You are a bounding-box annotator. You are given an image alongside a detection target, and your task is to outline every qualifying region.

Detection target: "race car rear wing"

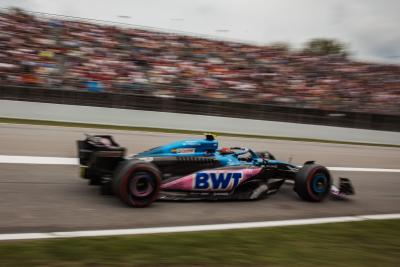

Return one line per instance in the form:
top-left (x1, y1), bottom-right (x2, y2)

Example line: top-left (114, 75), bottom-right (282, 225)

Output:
top-left (77, 134), bottom-right (125, 165)
top-left (77, 134), bottom-right (126, 178)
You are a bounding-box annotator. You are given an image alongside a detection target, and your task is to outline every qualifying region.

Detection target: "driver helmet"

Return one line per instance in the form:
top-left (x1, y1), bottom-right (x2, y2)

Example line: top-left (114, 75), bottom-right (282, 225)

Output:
top-left (219, 147), bottom-right (233, 154)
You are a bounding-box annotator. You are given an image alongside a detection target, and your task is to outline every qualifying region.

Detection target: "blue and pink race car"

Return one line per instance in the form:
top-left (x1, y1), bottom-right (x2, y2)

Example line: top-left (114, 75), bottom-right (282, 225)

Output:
top-left (77, 134), bottom-right (354, 207)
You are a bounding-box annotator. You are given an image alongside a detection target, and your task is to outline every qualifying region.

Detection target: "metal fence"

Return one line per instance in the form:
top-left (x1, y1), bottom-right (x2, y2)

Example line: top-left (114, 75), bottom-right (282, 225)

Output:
top-left (1, 85), bottom-right (399, 131)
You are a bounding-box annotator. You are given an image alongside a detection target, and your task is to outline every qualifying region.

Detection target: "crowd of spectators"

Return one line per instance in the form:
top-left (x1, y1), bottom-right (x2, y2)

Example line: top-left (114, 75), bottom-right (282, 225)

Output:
top-left (1, 9), bottom-right (399, 115)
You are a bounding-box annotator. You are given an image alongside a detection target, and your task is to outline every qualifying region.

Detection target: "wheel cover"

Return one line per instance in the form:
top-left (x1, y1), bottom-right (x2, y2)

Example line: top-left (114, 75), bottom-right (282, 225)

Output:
top-left (129, 173), bottom-right (154, 197)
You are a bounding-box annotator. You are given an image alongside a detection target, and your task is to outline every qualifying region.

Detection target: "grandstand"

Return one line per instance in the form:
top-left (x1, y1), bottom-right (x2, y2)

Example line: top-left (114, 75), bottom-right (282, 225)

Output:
top-left (0, 8), bottom-right (399, 115)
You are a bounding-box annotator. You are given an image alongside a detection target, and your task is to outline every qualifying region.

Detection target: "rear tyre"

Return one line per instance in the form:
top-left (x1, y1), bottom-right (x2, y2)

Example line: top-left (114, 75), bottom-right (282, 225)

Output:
top-left (113, 160), bottom-right (161, 207)
top-left (294, 164), bottom-right (331, 202)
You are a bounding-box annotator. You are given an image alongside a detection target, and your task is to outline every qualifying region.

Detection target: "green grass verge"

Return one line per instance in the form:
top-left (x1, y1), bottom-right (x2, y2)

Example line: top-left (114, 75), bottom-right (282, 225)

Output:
top-left (1, 117), bottom-right (399, 148)
top-left (0, 219), bottom-right (399, 267)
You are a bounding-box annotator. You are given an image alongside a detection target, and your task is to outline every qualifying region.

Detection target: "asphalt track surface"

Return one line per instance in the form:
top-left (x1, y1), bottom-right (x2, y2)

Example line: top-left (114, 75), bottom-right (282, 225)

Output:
top-left (0, 123), bottom-right (399, 234)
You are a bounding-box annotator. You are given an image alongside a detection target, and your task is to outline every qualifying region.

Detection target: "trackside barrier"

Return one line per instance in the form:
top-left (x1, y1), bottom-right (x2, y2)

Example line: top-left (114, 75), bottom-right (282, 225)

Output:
top-left (1, 85), bottom-right (400, 131)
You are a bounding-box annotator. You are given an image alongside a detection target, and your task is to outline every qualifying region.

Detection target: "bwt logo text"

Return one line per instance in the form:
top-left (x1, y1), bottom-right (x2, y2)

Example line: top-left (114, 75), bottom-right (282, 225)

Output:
top-left (194, 172), bottom-right (242, 190)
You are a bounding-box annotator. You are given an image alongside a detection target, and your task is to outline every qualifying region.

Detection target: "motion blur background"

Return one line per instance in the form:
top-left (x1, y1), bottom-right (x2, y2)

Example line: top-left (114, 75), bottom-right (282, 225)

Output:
top-left (0, 0), bottom-right (399, 123)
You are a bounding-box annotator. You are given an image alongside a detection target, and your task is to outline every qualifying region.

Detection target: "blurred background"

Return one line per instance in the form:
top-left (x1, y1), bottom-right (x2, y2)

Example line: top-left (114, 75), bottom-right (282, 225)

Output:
top-left (0, 0), bottom-right (399, 119)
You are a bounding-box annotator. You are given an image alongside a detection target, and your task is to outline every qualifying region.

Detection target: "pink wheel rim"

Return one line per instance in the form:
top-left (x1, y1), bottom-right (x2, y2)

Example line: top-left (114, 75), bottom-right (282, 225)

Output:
top-left (129, 174), bottom-right (154, 197)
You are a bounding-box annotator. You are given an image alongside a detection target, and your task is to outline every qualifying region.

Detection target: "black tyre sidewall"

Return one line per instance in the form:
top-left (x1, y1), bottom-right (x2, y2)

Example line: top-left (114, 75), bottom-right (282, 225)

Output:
top-left (113, 160), bottom-right (161, 207)
top-left (295, 164), bottom-right (331, 202)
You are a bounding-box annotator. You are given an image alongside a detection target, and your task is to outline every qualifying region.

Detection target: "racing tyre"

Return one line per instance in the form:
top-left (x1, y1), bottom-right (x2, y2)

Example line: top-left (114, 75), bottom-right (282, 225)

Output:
top-left (294, 163), bottom-right (331, 202)
top-left (255, 151), bottom-right (276, 160)
top-left (113, 160), bottom-right (161, 207)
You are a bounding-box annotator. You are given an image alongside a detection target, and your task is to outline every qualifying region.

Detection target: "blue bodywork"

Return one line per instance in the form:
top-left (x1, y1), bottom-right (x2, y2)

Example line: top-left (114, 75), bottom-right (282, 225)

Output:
top-left (138, 138), bottom-right (218, 157)
top-left (135, 136), bottom-right (285, 167)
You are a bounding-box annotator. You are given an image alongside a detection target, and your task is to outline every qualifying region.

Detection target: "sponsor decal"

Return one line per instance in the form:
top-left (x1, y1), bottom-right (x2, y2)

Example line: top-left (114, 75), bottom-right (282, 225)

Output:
top-left (176, 148), bottom-right (195, 154)
top-left (182, 141), bottom-right (200, 146)
top-left (194, 172), bottom-right (242, 190)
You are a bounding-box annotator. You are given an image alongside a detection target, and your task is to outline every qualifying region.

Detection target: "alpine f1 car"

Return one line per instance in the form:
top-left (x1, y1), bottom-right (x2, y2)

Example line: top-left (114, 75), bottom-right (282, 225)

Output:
top-left (77, 134), bottom-right (354, 207)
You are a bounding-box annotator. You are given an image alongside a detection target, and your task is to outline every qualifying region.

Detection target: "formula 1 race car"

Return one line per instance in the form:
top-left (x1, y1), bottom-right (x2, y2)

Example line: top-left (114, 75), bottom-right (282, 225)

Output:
top-left (77, 134), bottom-right (354, 207)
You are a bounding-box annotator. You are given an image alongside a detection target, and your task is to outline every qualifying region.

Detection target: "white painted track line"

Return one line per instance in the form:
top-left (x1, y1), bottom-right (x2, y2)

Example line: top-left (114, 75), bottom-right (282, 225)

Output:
top-left (0, 213), bottom-right (399, 241)
top-left (327, 167), bottom-right (400, 172)
top-left (359, 214), bottom-right (400, 220)
top-left (1, 155), bottom-right (399, 172)
top-left (0, 155), bottom-right (78, 165)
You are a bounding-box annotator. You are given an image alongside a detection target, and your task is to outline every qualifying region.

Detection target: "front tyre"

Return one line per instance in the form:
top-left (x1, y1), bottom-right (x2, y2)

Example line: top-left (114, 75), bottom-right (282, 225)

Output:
top-left (294, 164), bottom-right (331, 202)
top-left (113, 160), bottom-right (161, 207)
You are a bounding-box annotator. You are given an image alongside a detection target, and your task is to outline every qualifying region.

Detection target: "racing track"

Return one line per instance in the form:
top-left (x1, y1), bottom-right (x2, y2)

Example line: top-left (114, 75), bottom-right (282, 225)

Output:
top-left (0, 123), bottom-right (399, 234)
